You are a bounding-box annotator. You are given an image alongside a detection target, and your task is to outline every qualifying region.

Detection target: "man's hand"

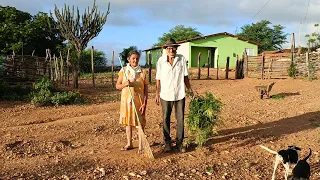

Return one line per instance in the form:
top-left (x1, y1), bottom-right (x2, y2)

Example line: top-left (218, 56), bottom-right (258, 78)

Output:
top-left (139, 103), bottom-right (146, 115)
top-left (155, 94), bottom-right (160, 105)
top-left (187, 88), bottom-right (194, 97)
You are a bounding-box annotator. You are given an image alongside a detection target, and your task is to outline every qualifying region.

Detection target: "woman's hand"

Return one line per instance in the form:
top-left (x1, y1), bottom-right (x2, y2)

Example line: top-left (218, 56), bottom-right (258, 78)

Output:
top-left (139, 103), bottom-right (146, 115)
top-left (155, 94), bottom-right (160, 105)
top-left (122, 80), bottom-right (133, 88)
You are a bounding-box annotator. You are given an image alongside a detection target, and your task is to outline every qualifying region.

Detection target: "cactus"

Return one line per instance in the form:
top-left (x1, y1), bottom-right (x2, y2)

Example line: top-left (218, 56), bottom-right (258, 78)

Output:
top-left (51, 0), bottom-right (110, 88)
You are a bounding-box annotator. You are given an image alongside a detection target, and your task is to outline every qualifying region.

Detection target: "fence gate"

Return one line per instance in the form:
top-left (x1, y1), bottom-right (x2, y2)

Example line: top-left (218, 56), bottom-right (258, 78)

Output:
top-left (246, 53), bottom-right (291, 79)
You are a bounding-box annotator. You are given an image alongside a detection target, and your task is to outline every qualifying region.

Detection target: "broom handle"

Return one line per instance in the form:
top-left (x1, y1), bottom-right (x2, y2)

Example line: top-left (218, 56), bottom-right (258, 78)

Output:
top-left (118, 56), bottom-right (142, 125)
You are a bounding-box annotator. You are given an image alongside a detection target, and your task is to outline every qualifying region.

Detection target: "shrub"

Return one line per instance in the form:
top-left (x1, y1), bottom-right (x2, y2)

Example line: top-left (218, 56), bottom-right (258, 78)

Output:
top-left (51, 91), bottom-right (83, 106)
top-left (30, 77), bottom-right (84, 106)
top-left (288, 61), bottom-right (297, 78)
top-left (30, 89), bottom-right (52, 106)
top-left (186, 92), bottom-right (223, 148)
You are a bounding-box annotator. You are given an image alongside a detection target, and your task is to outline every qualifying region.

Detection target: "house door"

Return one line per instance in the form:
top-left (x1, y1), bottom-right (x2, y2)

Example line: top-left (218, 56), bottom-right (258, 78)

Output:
top-left (210, 47), bottom-right (216, 68)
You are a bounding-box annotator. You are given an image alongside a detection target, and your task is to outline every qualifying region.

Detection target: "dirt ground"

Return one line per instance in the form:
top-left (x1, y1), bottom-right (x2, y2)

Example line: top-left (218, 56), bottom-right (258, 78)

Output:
top-left (1, 71), bottom-right (320, 179)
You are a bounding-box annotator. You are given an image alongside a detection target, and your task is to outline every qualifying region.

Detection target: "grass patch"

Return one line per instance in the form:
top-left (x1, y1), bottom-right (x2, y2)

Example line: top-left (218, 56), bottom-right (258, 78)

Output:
top-left (312, 122), bottom-right (320, 127)
top-left (270, 94), bottom-right (285, 99)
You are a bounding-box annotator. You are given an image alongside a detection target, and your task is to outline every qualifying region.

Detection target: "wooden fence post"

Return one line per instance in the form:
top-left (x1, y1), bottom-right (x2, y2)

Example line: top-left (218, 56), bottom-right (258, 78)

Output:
top-left (225, 57), bottom-right (230, 79)
top-left (198, 52), bottom-right (201, 79)
top-left (306, 52), bottom-right (309, 78)
top-left (60, 51), bottom-right (64, 84)
top-left (67, 48), bottom-right (70, 86)
top-left (235, 55), bottom-right (239, 79)
top-left (207, 49), bottom-right (210, 79)
top-left (91, 46), bottom-right (95, 88)
top-left (243, 52), bottom-right (248, 78)
top-left (216, 55), bottom-right (219, 80)
top-left (148, 53), bottom-right (152, 84)
top-left (261, 53), bottom-right (265, 79)
top-left (111, 51), bottom-right (115, 88)
top-left (49, 50), bottom-right (53, 81)
top-left (241, 59), bottom-right (244, 79)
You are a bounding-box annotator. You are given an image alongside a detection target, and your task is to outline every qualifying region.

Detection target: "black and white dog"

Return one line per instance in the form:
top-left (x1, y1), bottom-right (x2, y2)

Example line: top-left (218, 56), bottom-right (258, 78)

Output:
top-left (260, 145), bottom-right (301, 180)
top-left (290, 148), bottom-right (312, 180)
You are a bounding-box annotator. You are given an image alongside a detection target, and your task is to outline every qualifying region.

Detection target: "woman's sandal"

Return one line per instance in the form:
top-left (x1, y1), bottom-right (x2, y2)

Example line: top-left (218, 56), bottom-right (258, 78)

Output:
top-left (137, 149), bottom-right (144, 154)
top-left (121, 146), bottom-right (134, 151)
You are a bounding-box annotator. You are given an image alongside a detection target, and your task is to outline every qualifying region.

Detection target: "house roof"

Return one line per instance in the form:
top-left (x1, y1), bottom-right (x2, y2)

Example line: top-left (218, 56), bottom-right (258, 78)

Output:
top-left (142, 32), bottom-right (260, 52)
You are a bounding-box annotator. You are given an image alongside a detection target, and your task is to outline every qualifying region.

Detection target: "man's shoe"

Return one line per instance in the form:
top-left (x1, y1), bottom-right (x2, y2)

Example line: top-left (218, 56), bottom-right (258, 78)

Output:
top-left (176, 145), bottom-right (186, 153)
top-left (164, 144), bottom-right (172, 152)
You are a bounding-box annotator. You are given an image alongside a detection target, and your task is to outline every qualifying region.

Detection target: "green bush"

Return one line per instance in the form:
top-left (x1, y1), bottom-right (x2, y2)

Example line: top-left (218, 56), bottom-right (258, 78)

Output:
top-left (30, 89), bottom-right (52, 106)
top-left (30, 77), bottom-right (84, 106)
top-left (33, 76), bottom-right (55, 92)
top-left (186, 93), bottom-right (223, 148)
top-left (51, 91), bottom-right (83, 106)
top-left (288, 61), bottom-right (297, 78)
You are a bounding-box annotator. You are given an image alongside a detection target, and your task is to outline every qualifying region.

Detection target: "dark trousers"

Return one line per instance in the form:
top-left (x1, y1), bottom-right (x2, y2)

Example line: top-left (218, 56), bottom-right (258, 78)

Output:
top-left (160, 98), bottom-right (185, 146)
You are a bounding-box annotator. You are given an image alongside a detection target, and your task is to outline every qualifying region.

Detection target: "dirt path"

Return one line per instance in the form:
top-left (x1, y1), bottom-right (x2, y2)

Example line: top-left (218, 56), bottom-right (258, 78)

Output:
top-left (1, 78), bottom-right (320, 179)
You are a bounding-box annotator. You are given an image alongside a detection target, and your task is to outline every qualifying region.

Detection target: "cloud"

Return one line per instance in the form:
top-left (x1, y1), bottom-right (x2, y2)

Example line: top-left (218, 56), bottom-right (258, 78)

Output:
top-left (1, 0), bottom-right (319, 48)
top-left (3, 0), bottom-right (319, 30)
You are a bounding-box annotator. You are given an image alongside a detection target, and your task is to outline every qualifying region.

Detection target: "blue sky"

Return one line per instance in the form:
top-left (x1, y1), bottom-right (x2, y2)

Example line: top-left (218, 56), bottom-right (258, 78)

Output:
top-left (1, 0), bottom-right (319, 66)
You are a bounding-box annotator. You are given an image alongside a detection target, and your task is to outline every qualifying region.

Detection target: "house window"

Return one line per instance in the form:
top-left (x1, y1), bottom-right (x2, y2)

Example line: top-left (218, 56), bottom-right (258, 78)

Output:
top-left (245, 48), bottom-right (254, 56)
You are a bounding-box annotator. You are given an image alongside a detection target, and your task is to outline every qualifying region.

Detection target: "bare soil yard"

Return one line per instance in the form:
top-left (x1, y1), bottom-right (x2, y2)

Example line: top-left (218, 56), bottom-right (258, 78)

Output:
top-left (1, 71), bottom-right (320, 179)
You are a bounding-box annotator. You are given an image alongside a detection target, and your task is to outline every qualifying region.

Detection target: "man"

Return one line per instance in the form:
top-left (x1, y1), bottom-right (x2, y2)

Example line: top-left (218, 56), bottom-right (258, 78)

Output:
top-left (155, 38), bottom-right (193, 153)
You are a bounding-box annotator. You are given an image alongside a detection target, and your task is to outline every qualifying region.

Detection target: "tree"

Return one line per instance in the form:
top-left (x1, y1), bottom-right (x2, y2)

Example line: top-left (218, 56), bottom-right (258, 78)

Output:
top-left (0, 6), bottom-right (64, 56)
top-left (78, 48), bottom-right (107, 73)
top-left (236, 20), bottom-right (288, 53)
top-left (153, 25), bottom-right (202, 47)
top-left (119, 46), bottom-right (139, 64)
top-left (305, 23), bottom-right (320, 48)
top-left (52, 0), bottom-right (110, 88)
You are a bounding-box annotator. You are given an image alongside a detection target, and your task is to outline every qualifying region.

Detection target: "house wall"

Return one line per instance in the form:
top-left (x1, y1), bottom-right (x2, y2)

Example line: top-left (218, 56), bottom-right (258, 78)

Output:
top-left (189, 35), bottom-right (258, 68)
top-left (145, 49), bottom-right (163, 68)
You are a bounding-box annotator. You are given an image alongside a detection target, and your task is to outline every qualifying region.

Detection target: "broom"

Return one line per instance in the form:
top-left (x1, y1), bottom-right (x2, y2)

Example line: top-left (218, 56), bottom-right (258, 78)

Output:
top-left (118, 56), bottom-right (154, 159)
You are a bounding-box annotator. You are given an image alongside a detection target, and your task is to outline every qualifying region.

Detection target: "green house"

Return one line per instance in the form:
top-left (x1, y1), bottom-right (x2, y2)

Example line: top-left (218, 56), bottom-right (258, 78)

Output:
top-left (142, 32), bottom-right (259, 69)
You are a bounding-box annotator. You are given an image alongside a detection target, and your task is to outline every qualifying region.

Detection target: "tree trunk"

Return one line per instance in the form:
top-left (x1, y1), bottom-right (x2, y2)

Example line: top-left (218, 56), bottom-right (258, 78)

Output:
top-left (73, 52), bottom-right (81, 89)
top-left (73, 65), bottom-right (79, 88)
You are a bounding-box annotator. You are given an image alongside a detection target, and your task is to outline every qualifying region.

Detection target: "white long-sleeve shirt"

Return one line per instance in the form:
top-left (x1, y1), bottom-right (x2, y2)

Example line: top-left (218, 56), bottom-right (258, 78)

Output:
top-left (155, 54), bottom-right (189, 101)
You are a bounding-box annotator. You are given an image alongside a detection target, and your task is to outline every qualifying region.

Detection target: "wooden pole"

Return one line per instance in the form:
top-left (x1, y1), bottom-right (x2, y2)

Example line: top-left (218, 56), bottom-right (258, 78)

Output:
top-left (111, 51), bottom-right (115, 88)
top-left (243, 52), bottom-right (248, 78)
top-left (60, 51), bottom-right (64, 83)
top-left (235, 55), bottom-right (239, 79)
top-left (46, 49), bottom-right (50, 79)
top-left (306, 52), bottom-right (309, 78)
top-left (261, 53), bottom-right (265, 80)
top-left (207, 49), bottom-right (210, 79)
top-left (216, 55), bottom-right (219, 80)
top-left (67, 48), bottom-right (70, 86)
top-left (197, 52), bottom-right (201, 79)
top-left (148, 53), bottom-right (152, 84)
top-left (291, 33), bottom-right (295, 63)
top-left (225, 56), bottom-right (230, 79)
top-left (53, 54), bottom-right (57, 81)
top-left (49, 49), bottom-right (53, 81)
top-left (56, 56), bottom-right (60, 82)
top-left (91, 46), bottom-right (95, 88)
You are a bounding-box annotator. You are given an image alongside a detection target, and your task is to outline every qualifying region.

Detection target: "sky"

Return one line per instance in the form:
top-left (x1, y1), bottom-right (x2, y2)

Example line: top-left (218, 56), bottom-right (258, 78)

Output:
top-left (1, 0), bottom-right (319, 66)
